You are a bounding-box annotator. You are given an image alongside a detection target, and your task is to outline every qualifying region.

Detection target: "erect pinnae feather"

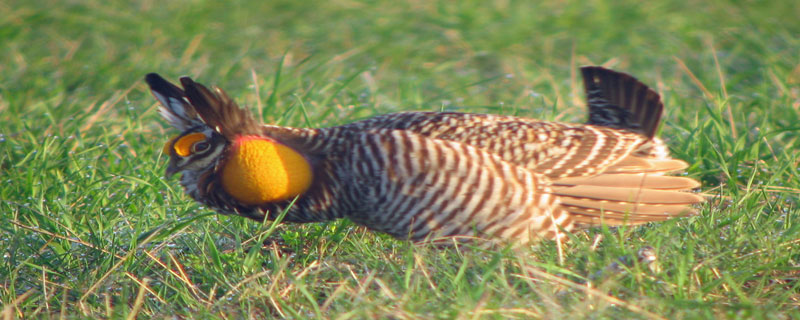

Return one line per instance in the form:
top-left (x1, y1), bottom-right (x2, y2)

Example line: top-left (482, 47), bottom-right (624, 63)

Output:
top-left (179, 77), bottom-right (262, 138)
top-left (145, 73), bottom-right (201, 131)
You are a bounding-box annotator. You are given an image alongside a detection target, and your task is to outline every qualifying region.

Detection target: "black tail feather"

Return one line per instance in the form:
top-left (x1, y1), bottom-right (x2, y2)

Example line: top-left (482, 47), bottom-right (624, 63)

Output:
top-left (580, 66), bottom-right (664, 139)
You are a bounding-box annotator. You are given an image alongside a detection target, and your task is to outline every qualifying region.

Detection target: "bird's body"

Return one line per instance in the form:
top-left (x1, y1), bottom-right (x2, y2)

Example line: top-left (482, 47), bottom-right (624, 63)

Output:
top-left (146, 67), bottom-right (703, 244)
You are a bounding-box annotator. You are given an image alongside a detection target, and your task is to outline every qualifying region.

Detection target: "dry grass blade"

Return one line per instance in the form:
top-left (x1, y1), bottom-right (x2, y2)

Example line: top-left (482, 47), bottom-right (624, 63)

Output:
top-left (514, 265), bottom-right (667, 320)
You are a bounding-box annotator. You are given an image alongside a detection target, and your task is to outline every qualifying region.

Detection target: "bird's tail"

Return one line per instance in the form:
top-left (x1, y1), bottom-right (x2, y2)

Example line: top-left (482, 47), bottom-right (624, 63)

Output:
top-left (581, 66), bottom-right (664, 139)
top-left (551, 156), bottom-right (704, 227)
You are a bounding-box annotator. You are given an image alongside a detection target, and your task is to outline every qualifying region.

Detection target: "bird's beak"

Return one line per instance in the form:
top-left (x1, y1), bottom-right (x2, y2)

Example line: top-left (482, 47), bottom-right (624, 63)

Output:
top-left (163, 136), bottom-right (179, 179)
top-left (165, 161), bottom-right (179, 178)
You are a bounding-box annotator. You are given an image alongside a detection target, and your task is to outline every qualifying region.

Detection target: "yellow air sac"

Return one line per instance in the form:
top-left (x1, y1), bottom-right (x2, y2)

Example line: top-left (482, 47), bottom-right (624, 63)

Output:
top-left (221, 136), bottom-right (312, 205)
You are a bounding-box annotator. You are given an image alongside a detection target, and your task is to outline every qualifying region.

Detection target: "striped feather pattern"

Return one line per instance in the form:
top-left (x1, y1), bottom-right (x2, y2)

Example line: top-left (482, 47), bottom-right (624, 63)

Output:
top-left (345, 129), bottom-right (572, 242)
top-left (318, 112), bottom-right (651, 179)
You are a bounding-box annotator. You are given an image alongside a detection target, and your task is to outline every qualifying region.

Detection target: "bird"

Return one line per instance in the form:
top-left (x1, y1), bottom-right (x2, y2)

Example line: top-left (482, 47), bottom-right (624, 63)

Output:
top-left (145, 66), bottom-right (704, 245)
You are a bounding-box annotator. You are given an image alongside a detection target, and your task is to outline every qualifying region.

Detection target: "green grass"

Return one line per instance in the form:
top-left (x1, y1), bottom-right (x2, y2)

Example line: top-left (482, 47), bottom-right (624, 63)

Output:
top-left (2, 0), bottom-right (799, 318)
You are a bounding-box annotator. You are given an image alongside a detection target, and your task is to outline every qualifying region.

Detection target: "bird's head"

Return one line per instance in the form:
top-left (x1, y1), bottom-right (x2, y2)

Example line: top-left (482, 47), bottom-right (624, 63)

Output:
top-left (145, 73), bottom-right (312, 205)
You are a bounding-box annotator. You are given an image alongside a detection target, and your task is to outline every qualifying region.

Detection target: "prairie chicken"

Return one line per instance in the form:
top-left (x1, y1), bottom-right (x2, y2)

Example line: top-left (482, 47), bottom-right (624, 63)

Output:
top-left (146, 66), bottom-right (703, 244)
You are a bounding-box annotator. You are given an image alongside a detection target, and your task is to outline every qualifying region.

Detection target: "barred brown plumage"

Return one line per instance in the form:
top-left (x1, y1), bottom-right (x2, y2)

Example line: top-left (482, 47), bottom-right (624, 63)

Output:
top-left (342, 129), bottom-right (572, 241)
top-left (145, 66), bottom-right (704, 245)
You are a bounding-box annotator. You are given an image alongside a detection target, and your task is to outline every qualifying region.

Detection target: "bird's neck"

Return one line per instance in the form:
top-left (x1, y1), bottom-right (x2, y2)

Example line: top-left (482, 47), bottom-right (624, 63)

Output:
top-left (220, 135), bottom-right (314, 205)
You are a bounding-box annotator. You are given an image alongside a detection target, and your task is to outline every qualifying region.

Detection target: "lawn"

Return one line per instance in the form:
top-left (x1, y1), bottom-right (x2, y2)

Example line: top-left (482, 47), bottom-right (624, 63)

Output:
top-left (1, 0), bottom-right (799, 318)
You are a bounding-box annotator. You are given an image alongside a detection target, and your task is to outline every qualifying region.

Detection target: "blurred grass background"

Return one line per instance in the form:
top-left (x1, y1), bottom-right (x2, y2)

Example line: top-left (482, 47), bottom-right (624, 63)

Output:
top-left (1, 0), bottom-right (799, 318)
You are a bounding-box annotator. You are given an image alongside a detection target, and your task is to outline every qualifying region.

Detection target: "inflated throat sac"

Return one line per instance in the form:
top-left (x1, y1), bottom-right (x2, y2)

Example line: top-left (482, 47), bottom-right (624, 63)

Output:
top-left (221, 136), bottom-right (313, 205)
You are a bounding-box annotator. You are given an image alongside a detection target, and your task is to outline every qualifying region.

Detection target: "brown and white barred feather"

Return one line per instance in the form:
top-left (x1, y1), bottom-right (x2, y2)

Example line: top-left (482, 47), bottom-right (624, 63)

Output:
top-left (319, 112), bottom-right (655, 179)
top-left (321, 114), bottom-right (703, 232)
top-left (345, 129), bottom-right (573, 243)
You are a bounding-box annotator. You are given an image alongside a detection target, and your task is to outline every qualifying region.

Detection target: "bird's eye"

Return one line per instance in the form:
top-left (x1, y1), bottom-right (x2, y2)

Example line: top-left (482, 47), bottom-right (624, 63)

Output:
top-left (173, 132), bottom-right (208, 157)
top-left (192, 141), bottom-right (210, 153)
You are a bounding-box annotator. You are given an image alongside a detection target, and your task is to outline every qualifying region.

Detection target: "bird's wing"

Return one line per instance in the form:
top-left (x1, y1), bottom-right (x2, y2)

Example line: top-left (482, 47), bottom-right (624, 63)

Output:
top-left (332, 112), bottom-right (652, 179)
top-left (341, 129), bottom-right (702, 243)
top-left (343, 129), bottom-right (573, 244)
top-left (327, 66), bottom-right (668, 178)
